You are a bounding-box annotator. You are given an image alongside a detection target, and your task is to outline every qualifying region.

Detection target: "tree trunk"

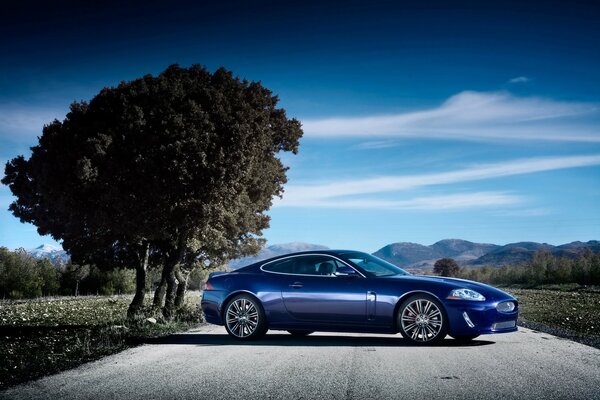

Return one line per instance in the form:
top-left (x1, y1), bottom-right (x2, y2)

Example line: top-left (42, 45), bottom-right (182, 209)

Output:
top-left (162, 239), bottom-right (186, 320)
top-left (127, 242), bottom-right (150, 319)
top-left (174, 265), bottom-right (189, 309)
top-left (153, 273), bottom-right (167, 309)
top-left (162, 261), bottom-right (178, 320)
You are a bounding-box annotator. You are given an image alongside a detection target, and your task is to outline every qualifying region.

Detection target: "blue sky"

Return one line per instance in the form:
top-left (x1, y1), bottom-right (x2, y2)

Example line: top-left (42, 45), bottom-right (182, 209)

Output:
top-left (1, 0), bottom-right (599, 252)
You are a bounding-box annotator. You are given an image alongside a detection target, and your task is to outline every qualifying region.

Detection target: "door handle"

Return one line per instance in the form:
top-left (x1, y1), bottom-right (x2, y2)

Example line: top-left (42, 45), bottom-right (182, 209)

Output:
top-left (289, 282), bottom-right (303, 289)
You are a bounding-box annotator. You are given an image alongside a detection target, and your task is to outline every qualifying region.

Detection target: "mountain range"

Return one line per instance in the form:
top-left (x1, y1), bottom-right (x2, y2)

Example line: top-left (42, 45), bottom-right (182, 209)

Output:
top-left (374, 239), bottom-right (600, 271)
top-left (227, 239), bottom-right (600, 271)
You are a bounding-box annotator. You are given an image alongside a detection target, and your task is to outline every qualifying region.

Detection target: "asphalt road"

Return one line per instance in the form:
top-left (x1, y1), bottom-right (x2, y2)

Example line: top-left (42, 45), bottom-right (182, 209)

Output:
top-left (2, 325), bottom-right (599, 400)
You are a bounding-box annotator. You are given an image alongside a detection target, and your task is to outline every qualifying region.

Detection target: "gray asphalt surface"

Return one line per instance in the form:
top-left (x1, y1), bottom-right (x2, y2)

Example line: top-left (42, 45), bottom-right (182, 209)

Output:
top-left (2, 324), bottom-right (599, 400)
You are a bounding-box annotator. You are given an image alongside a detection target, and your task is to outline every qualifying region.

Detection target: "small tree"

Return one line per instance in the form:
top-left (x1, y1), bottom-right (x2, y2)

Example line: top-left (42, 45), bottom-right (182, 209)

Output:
top-left (433, 258), bottom-right (460, 277)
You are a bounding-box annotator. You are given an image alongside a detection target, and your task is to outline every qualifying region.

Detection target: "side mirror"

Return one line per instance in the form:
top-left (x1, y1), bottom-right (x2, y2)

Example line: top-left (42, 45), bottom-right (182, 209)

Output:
top-left (335, 266), bottom-right (359, 277)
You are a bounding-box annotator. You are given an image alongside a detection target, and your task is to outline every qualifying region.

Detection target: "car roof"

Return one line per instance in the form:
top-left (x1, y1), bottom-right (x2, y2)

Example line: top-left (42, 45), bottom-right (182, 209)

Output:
top-left (235, 249), bottom-right (364, 271)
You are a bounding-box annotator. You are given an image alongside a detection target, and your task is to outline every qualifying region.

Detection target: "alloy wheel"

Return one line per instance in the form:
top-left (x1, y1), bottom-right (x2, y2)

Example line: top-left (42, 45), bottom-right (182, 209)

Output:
top-left (400, 298), bottom-right (444, 342)
top-left (225, 297), bottom-right (260, 338)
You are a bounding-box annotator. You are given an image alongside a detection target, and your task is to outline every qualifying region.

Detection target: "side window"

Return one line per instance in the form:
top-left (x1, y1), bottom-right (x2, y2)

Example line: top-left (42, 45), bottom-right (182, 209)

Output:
top-left (262, 258), bottom-right (295, 273)
top-left (263, 255), bottom-right (355, 276)
top-left (293, 256), bottom-right (346, 276)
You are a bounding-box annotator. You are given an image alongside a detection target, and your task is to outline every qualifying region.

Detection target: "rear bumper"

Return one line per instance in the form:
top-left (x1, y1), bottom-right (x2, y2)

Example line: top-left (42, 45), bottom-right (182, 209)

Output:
top-left (445, 299), bottom-right (519, 336)
top-left (201, 290), bottom-right (226, 325)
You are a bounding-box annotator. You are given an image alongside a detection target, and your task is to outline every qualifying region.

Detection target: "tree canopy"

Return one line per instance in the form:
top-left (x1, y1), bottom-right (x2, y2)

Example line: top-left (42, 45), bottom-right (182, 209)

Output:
top-left (2, 64), bottom-right (303, 317)
top-left (433, 258), bottom-right (460, 277)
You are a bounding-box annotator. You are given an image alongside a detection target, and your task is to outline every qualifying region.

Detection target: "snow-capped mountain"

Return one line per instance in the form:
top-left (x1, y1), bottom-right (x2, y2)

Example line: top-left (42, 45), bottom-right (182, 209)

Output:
top-left (27, 244), bottom-right (70, 266)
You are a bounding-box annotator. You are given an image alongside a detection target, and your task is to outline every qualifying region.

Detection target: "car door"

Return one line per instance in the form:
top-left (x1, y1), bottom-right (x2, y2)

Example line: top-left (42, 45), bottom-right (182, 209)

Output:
top-left (275, 255), bottom-right (367, 325)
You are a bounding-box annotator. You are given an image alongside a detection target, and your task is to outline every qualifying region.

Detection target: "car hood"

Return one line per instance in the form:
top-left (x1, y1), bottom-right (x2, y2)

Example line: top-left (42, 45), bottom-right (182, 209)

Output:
top-left (382, 274), bottom-right (515, 302)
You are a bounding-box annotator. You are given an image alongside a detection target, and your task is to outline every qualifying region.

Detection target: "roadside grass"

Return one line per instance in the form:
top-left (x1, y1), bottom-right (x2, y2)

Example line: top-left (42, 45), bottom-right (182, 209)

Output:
top-left (502, 285), bottom-right (600, 346)
top-left (0, 292), bottom-right (203, 389)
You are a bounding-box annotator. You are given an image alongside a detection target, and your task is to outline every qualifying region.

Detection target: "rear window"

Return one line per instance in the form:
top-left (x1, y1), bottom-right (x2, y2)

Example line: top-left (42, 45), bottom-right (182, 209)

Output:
top-left (262, 258), bottom-right (295, 273)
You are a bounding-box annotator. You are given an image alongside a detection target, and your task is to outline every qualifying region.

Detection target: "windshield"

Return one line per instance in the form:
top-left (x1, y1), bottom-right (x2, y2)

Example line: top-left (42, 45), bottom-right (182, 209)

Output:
top-left (340, 252), bottom-right (410, 277)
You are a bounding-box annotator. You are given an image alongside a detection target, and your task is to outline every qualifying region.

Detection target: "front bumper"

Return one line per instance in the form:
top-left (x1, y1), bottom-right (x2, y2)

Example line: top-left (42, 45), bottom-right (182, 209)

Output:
top-left (445, 299), bottom-right (519, 336)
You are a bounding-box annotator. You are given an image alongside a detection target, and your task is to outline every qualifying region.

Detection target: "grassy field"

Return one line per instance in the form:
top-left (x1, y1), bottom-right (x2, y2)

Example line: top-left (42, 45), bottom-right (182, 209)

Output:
top-left (0, 292), bottom-right (203, 389)
top-left (503, 286), bottom-right (600, 344)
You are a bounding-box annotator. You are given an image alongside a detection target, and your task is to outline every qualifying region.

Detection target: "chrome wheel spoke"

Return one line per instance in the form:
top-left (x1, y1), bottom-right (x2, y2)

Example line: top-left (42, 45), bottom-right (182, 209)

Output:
top-left (403, 322), bottom-right (416, 331)
top-left (406, 305), bottom-right (418, 316)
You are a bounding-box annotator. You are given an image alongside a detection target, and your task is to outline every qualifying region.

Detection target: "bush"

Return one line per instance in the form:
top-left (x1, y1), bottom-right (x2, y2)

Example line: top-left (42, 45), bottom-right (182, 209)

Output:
top-left (0, 248), bottom-right (60, 298)
top-left (457, 250), bottom-right (600, 286)
top-left (60, 264), bottom-right (135, 296)
top-left (0, 248), bottom-right (136, 299)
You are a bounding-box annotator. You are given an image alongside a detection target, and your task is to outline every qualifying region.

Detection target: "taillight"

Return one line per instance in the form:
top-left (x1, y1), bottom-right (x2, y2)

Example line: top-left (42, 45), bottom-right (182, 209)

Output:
top-left (201, 281), bottom-right (214, 291)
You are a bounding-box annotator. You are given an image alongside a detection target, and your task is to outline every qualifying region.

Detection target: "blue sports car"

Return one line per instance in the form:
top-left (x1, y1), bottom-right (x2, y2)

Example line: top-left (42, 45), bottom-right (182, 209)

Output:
top-left (201, 250), bottom-right (518, 344)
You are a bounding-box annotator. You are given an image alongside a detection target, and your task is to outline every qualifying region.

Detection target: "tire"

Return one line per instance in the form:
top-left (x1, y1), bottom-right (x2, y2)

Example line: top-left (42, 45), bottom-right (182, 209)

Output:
top-left (223, 294), bottom-right (268, 341)
top-left (287, 330), bottom-right (314, 337)
top-left (451, 335), bottom-right (479, 343)
top-left (397, 294), bottom-right (448, 344)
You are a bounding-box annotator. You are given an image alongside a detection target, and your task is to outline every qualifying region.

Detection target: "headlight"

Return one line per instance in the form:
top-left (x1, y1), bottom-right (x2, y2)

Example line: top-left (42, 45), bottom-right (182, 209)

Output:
top-left (447, 288), bottom-right (486, 301)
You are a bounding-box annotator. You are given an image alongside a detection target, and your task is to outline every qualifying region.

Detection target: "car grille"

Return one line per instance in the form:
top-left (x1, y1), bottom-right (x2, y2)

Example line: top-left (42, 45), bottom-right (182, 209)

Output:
top-left (492, 320), bottom-right (516, 331)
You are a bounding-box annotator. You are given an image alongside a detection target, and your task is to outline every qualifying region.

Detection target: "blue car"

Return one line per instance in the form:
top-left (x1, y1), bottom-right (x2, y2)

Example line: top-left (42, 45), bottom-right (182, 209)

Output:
top-left (201, 250), bottom-right (518, 344)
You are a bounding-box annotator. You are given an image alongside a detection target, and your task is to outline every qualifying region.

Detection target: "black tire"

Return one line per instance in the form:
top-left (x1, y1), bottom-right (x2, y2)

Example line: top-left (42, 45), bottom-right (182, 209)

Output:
top-left (397, 294), bottom-right (448, 344)
top-left (287, 330), bottom-right (314, 337)
top-left (223, 294), bottom-right (268, 341)
top-left (451, 335), bottom-right (479, 343)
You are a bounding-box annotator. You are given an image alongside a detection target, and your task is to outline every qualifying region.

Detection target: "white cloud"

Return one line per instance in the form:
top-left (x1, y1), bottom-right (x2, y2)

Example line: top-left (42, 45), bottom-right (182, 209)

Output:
top-left (509, 76), bottom-right (531, 83)
top-left (276, 154), bottom-right (600, 207)
top-left (280, 191), bottom-right (524, 210)
top-left (303, 91), bottom-right (600, 142)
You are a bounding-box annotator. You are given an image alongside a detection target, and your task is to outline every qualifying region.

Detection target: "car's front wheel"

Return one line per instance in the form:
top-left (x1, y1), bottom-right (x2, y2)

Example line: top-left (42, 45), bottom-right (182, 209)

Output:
top-left (398, 294), bottom-right (447, 344)
top-left (224, 294), bottom-right (267, 340)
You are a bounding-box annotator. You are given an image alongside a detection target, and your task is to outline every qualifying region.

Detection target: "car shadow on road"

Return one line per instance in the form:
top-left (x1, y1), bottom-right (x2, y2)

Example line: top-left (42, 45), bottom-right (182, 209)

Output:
top-left (145, 333), bottom-right (495, 347)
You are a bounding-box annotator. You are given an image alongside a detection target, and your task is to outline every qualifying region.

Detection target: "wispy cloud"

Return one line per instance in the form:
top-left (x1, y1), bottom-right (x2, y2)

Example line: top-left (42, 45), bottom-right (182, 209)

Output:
top-left (0, 104), bottom-right (63, 141)
top-left (508, 76), bottom-right (531, 83)
top-left (491, 208), bottom-right (553, 217)
top-left (276, 154), bottom-right (600, 208)
top-left (279, 191), bottom-right (524, 210)
top-left (303, 91), bottom-right (600, 142)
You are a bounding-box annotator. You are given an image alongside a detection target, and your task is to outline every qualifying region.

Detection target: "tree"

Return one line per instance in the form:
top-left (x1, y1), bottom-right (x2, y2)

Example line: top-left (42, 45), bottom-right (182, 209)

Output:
top-left (2, 64), bottom-right (303, 318)
top-left (433, 258), bottom-right (460, 277)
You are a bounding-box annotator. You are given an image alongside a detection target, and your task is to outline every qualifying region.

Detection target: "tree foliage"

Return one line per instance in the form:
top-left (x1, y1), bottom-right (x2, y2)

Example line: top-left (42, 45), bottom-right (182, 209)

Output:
top-left (0, 248), bottom-right (60, 298)
top-left (2, 64), bottom-right (303, 315)
top-left (433, 257), bottom-right (460, 277)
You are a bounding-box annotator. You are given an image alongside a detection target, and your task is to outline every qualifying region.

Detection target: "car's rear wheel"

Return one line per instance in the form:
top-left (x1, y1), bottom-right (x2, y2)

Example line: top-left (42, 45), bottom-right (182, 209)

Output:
top-left (398, 294), bottom-right (447, 344)
top-left (224, 294), bottom-right (267, 341)
top-left (287, 330), bottom-right (314, 337)
top-left (451, 335), bottom-right (479, 343)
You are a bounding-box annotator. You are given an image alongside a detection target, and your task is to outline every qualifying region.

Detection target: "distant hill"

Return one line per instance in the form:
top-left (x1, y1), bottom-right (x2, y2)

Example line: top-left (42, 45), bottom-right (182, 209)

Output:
top-left (467, 241), bottom-right (599, 267)
top-left (374, 239), bottom-right (599, 271)
top-left (228, 242), bottom-right (329, 270)
top-left (27, 244), bottom-right (70, 266)
top-left (374, 239), bottom-right (499, 271)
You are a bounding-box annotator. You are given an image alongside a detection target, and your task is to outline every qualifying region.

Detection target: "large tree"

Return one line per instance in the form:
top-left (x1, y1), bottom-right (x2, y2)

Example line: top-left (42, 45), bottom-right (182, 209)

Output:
top-left (2, 64), bottom-right (303, 318)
